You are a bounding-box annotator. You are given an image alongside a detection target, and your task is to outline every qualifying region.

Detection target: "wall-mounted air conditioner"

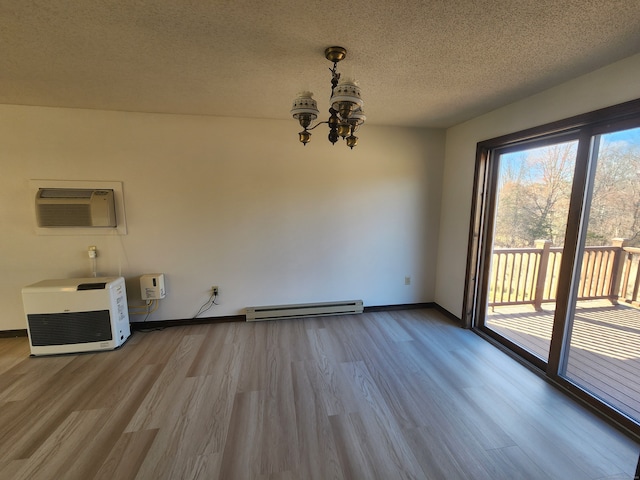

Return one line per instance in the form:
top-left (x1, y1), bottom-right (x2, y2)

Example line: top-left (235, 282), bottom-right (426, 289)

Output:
top-left (35, 188), bottom-right (117, 227)
top-left (22, 276), bottom-right (131, 356)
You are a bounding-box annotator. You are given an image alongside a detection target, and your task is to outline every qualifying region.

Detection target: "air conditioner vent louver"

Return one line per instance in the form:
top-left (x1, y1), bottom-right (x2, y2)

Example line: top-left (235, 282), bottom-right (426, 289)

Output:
top-left (38, 189), bottom-right (94, 198)
top-left (37, 204), bottom-right (92, 226)
top-left (35, 188), bottom-right (116, 227)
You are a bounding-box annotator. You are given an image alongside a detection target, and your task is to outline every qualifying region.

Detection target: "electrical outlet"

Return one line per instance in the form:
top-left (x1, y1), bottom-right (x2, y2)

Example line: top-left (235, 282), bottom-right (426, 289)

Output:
top-left (212, 285), bottom-right (219, 296)
top-left (404, 276), bottom-right (411, 285)
top-left (88, 245), bottom-right (97, 258)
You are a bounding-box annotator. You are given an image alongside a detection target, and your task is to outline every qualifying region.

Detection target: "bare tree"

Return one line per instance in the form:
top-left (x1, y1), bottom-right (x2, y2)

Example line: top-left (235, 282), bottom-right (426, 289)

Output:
top-left (494, 142), bottom-right (576, 248)
top-left (588, 136), bottom-right (640, 246)
top-left (494, 131), bottom-right (640, 249)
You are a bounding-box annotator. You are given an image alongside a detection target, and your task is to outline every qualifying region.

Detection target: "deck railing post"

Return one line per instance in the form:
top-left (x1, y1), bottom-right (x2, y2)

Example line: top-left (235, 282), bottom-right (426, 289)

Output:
top-left (533, 240), bottom-right (552, 311)
top-left (609, 238), bottom-right (627, 304)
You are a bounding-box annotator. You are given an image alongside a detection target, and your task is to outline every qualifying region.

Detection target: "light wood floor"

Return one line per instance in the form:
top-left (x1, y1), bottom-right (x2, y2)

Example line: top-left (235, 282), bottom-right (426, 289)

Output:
top-left (0, 309), bottom-right (638, 479)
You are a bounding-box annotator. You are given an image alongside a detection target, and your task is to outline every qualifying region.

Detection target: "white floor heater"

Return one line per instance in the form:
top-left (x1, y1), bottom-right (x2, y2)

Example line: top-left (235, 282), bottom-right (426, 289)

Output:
top-left (21, 276), bottom-right (131, 356)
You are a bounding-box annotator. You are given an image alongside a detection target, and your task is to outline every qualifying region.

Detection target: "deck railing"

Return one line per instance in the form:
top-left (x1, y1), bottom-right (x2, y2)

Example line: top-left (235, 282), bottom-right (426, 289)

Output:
top-left (489, 239), bottom-right (640, 309)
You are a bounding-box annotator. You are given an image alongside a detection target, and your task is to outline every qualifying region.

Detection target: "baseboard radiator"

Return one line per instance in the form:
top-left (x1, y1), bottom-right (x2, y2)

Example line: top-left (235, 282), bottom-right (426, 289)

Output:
top-left (245, 300), bottom-right (364, 322)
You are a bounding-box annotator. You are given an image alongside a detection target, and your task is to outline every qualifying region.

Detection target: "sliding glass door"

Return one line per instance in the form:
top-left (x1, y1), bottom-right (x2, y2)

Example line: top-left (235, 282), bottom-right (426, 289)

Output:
top-left (561, 127), bottom-right (640, 423)
top-left (465, 99), bottom-right (640, 434)
top-left (485, 139), bottom-right (578, 363)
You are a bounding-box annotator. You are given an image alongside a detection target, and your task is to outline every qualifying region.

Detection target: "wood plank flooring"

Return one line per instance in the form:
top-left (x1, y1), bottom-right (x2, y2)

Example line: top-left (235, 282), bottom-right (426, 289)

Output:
top-left (0, 309), bottom-right (638, 479)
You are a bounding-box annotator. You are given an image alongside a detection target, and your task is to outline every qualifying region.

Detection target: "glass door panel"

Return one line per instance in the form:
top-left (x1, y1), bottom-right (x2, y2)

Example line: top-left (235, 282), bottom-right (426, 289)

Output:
top-left (562, 127), bottom-right (640, 422)
top-left (485, 140), bottom-right (578, 361)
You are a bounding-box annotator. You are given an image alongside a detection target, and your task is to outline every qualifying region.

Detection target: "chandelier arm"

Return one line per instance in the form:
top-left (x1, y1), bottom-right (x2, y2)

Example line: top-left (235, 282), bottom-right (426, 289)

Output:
top-left (307, 121), bottom-right (329, 131)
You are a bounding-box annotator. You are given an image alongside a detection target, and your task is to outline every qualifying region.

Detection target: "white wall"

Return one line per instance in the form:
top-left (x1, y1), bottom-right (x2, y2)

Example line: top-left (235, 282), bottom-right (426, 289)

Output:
top-left (435, 53), bottom-right (640, 318)
top-left (0, 106), bottom-right (444, 330)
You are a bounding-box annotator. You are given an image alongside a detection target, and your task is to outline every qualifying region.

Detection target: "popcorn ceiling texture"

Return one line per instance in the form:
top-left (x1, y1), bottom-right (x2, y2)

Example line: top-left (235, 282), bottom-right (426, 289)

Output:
top-left (2, 0), bottom-right (640, 127)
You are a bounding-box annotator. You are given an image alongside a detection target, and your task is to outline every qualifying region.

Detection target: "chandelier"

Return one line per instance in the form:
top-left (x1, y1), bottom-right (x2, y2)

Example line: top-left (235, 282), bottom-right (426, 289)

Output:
top-left (291, 46), bottom-right (365, 148)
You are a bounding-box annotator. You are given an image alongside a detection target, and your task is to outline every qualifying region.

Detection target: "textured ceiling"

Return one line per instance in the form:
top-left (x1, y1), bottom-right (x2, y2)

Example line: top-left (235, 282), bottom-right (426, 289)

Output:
top-left (2, 1), bottom-right (640, 128)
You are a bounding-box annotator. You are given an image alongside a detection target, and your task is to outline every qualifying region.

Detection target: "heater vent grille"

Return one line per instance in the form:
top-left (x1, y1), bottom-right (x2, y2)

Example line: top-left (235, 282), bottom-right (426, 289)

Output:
top-left (246, 300), bottom-right (363, 322)
top-left (27, 310), bottom-right (113, 346)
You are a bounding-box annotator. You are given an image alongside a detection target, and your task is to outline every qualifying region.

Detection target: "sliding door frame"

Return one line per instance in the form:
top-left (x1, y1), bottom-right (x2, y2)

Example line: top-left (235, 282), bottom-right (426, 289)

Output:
top-left (463, 98), bottom-right (640, 439)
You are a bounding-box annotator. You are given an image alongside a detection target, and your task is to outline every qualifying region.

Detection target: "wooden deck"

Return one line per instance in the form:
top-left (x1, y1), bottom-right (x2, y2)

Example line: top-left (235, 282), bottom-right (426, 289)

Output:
top-left (486, 300), bottom-right (640, 423)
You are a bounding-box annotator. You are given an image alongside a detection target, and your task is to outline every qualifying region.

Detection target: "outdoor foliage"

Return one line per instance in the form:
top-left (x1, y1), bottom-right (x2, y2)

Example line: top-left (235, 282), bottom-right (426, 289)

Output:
top-left (588, 137), bottom-right (640, 246)
top-left (493, 130), bottom-right (640, 248)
